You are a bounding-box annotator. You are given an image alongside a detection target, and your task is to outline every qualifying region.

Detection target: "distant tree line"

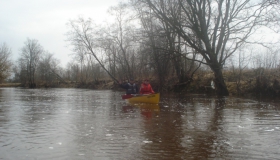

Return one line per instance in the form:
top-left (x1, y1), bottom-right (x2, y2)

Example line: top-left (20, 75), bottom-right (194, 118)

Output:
top-left (1, 0), bottom-right (280, 96)
top-left (0, 43), bottom-right (12, 82)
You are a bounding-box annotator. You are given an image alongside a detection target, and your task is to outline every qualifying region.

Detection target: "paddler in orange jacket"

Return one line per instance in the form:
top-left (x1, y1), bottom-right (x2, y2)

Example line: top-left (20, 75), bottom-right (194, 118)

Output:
top-left (139, 79), bottom-right (155, 94)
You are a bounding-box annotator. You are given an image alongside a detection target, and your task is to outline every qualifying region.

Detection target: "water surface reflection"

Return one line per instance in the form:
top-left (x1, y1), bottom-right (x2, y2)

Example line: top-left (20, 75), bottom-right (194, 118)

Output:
top-left (0, 88), bottom-right (280, 159)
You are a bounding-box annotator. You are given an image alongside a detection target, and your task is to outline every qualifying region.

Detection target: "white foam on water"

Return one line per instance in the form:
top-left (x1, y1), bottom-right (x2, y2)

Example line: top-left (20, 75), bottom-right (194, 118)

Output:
top-left (143, 140), bottom-right (153, 143)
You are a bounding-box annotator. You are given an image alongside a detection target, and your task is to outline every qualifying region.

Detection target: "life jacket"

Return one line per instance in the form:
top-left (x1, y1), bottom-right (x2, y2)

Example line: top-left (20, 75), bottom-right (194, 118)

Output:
top-left (140, 83), bottom-right (154, 94)
top-left (126, 83), bottom-right (137, 94)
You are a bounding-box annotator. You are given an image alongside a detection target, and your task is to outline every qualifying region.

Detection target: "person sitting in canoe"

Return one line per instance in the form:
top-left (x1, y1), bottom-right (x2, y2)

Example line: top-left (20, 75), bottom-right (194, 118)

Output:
top-left (139, 79), bottom-right (155, 94)
top-left (119, 79), bottom-right (139, 94)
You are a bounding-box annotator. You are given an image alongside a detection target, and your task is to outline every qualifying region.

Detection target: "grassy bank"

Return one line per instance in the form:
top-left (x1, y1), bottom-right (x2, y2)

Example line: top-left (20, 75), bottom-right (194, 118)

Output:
top-left (6, 67), bottom-right (280, 98)
top-left (0, 83), bottom-right (21, 87)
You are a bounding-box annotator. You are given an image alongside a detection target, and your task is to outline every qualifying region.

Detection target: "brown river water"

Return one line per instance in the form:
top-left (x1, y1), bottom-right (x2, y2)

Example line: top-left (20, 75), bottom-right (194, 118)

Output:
top-left (0, 88), bottom-right (280, 160)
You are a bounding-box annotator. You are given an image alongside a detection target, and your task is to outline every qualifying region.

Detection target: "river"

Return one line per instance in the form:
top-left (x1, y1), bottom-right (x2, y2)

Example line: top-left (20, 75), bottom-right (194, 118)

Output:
top-left (0, 88), bottom-right (280, 160)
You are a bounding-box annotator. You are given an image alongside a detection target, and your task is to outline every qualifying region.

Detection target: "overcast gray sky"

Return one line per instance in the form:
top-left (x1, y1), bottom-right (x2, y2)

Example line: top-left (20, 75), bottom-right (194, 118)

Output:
top-left (0, 0), bottom-right (121, 67)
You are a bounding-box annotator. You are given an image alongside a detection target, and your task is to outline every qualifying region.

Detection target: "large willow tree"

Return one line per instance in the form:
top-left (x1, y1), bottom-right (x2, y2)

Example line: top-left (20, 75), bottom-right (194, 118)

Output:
top-left (134, 0), bottom-right (276, 96)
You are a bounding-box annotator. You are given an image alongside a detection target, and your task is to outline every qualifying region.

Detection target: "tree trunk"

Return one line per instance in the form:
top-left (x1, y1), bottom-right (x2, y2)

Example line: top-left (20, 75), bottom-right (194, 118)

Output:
top-left (211, 66), bottom-right (229, 96)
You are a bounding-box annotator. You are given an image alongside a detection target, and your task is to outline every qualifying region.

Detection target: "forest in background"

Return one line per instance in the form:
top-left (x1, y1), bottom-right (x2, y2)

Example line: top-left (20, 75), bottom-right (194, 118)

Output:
top-left (1, 0), bottom-right (280, 97)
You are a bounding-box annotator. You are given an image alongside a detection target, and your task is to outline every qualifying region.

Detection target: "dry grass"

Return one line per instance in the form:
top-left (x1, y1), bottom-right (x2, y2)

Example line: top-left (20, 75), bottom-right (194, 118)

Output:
top-left (0, 83), bottom-right (21, 87)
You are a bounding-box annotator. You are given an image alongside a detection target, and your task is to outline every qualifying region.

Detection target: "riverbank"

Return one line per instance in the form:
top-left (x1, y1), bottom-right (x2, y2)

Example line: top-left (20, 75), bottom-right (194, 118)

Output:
top-left (0, 83), bottom-right (21, 87)
top-left (4, 73), bottom-right (280, 98)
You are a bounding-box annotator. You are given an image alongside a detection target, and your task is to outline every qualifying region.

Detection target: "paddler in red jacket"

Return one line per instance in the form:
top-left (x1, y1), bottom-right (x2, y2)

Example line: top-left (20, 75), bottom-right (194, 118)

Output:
top-left (139, 79), bottom-right (155, 94)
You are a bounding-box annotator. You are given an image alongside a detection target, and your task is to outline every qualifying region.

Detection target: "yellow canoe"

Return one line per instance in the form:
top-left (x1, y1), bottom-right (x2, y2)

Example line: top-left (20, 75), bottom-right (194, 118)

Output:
top-left (125, 93), bottom-right (160, 104)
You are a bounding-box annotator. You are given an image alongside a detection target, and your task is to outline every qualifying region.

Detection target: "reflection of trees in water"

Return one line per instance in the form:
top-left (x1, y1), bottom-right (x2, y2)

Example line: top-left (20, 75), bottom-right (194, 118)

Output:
top-left (184, 98), bottom-right (229, 159)
top-left (0, 89), bottom-right (10, 127)
top-left (139, 103), bottom-right (186, 159)
top-left (138, 96), bottom-right (229, 159)
top-left (182, 98), bottom-right (229, 159)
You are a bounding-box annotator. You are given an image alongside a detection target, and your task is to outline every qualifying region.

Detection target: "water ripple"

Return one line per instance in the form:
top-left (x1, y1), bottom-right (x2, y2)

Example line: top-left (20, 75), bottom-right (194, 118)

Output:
top-left (1, 88), bottom-right (280, 159)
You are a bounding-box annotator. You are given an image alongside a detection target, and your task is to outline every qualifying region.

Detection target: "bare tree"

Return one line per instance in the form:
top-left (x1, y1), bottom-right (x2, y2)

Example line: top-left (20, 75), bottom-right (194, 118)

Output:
top-left (37, 52), bottom-right (62, 84)
top-left (67, 17), bottom-right (120, 83)
top-left (134, 0), bottom-right (274, 95)
top-left (135, 7), bottom-right (171, 88)
top-left (20, 38), bottom-right (43, 88)
top-left (228, 48), bottom-right (252, 95)
top-left (106, 2), bottom-right (138, 80)
top-left (135, 4), bottom-right (202, 91)
top-left (0, 43), bottom-right (12, 82)
top-left (72, 45), bottom-right (87, 84)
